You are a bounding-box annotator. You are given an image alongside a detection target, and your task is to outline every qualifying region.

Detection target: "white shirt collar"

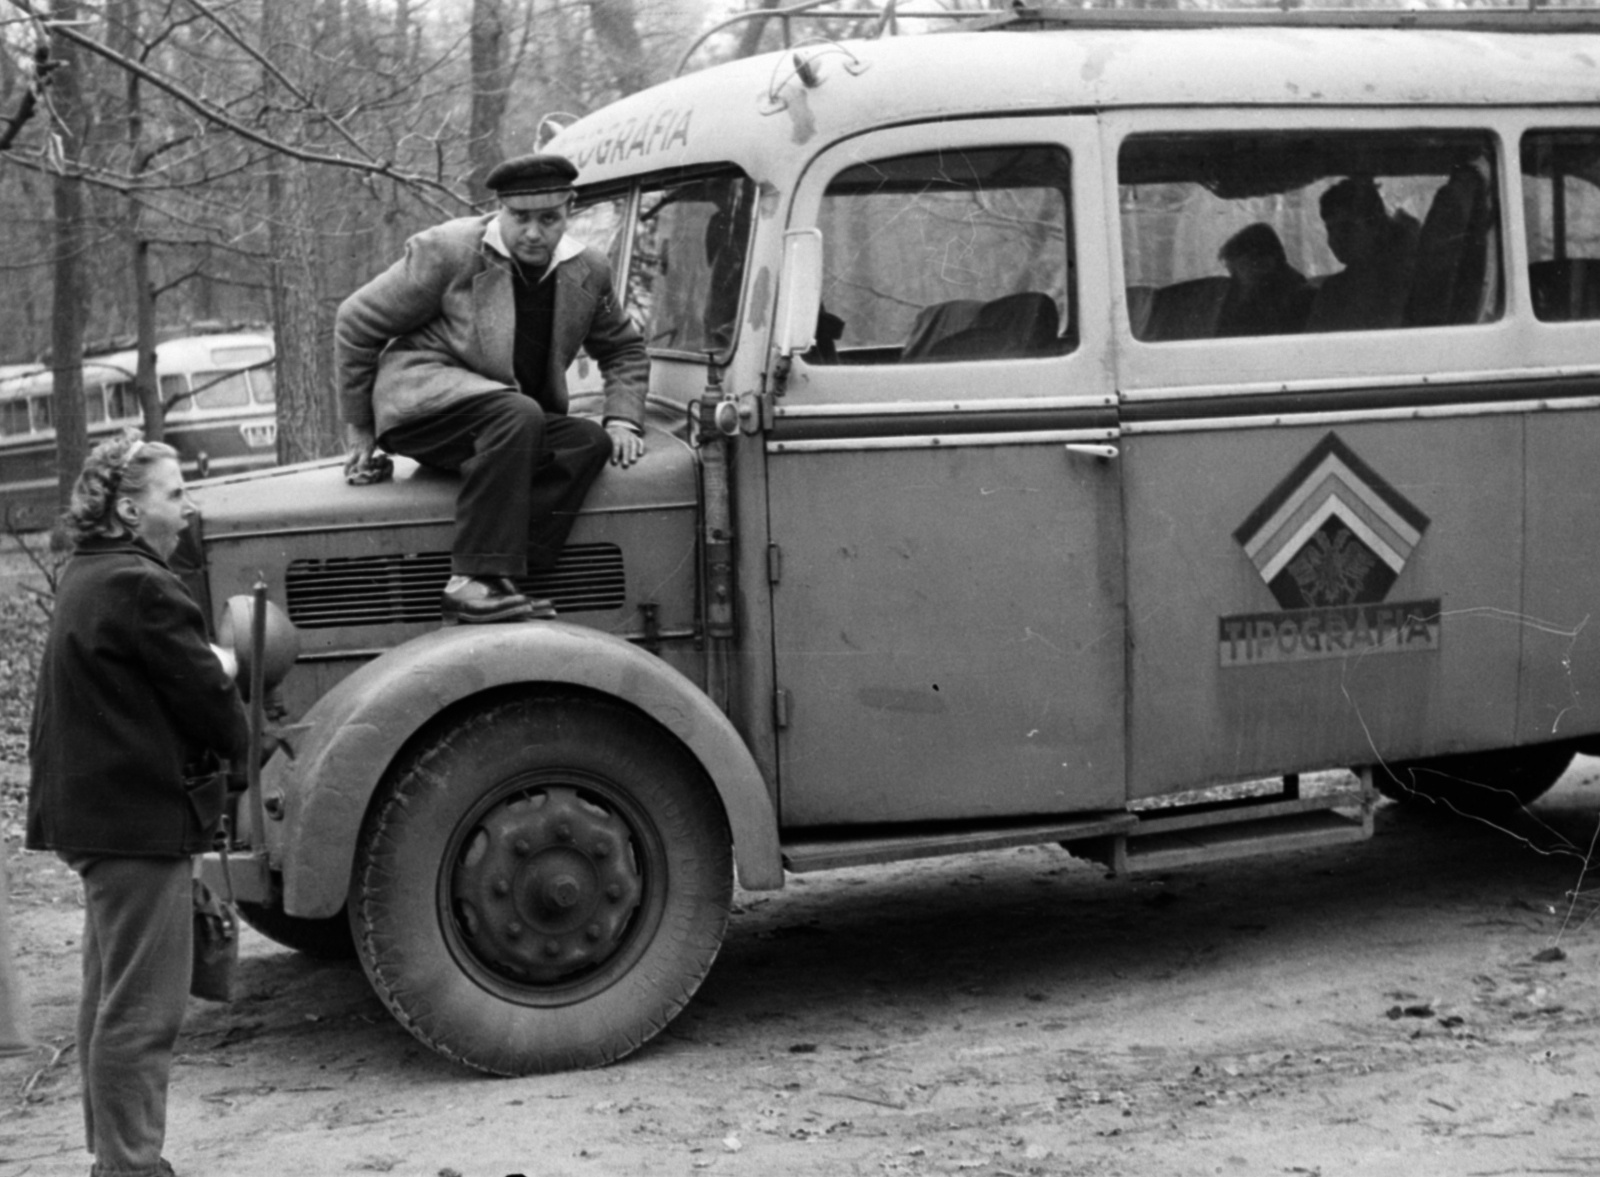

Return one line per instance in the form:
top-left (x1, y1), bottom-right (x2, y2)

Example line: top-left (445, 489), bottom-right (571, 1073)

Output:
top-left (484, 217), bottom-right (585, 279)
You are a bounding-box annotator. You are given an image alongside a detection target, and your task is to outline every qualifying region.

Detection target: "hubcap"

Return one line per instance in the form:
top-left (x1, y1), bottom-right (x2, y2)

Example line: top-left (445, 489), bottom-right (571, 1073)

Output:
top-left (451, 787), bottom-right (643, 984)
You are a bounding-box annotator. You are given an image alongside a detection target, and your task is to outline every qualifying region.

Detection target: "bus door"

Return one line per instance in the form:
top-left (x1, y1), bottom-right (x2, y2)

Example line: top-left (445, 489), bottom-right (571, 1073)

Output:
top-left (1109, 113), bottom-right (1526, 795)
top-left (765, 118), bottom-right (1125, 827)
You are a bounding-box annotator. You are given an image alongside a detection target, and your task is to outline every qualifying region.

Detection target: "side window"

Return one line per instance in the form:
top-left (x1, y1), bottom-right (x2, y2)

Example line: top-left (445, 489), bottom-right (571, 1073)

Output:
top-left (161, 374), bottom-right (192, 416)
top-left (249, 367), bottom-right (276, 405)
top-left (816, 145), bottom-right (1076, 365)
top-left (191, 370), bottom-right (250, 410)
top-left (1522, 131), bottom-right (1600, 322)
top-left (1119, 131), bottom-right (1501, 341)
top-left (85, 387), bottom-right (106, 425)
top-left (30, 395), bottom-right (51, 432)
top-left (0, 400), bottom-right (28, 436)
top-left (106, 381), bottom-right (141, 420)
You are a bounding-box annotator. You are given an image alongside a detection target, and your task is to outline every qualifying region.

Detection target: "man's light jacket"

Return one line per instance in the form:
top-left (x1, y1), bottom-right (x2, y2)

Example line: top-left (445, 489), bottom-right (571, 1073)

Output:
top-left (335, 214), bottom-right (648, 438)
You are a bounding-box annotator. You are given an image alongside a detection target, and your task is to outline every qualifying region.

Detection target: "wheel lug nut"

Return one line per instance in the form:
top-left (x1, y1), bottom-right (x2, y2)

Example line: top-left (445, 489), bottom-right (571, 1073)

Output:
top-left (544, 939), bottom-right (561, 957)
top-left (555, 823), bottom-right (572, 842)
top-left (605, 883), bottom-right (622, 901)
top-left (513, 839), bottom-right (530, 857)
top-left (506, 921), bottom-right (523, 939)
top-left (591, 841), bottom-right (609, 859)
top-left (585, 924), bottom-right (601, 941)
top-left (493, 879), bottom-right (510, 896)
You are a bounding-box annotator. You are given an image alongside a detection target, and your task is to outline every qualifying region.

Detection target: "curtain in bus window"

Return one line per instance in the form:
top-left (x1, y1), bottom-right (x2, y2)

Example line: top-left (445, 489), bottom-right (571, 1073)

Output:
top-left (1522, 131), bottom-right (1600, 322)
top-left (84, 388), bottom-right (105, 425)
top-left (191, 371), bottom-right (250, 410)
top-left (30, 396), bottom-right (50, 432)
top-left (815, 146), bottom-right (1076, 366)
top-left (625, 173), bottom-right (754, 355)
top-left (1118, 130), bottom-right (1502, 341)
top-left (0, 401), bottom-right (27, 436)
top-left (106, 382), bottom-right (141, 421)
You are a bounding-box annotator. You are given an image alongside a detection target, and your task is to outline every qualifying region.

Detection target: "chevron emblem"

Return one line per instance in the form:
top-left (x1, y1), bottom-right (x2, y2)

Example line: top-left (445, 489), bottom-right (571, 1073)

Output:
top-left (1233, 432), bottom-right (1429, 610)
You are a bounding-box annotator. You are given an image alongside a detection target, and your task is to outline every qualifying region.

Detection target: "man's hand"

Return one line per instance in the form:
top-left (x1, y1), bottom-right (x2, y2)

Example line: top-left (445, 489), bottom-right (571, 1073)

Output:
top-left (344, 423), bottom-right (393, 485)
top-left (345, 423), bottom-right (377, 467)
top-left (607, 421), bottom-right (646, 469)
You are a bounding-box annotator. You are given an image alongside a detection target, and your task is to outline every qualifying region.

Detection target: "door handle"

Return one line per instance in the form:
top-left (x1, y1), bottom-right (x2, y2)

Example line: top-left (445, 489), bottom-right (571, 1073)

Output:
top-left (1066, 443), bottom-right (1119, 460)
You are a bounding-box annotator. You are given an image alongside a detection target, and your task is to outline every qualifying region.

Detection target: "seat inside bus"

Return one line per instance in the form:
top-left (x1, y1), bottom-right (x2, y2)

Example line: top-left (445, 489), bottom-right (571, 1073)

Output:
top-left (901, 292), bottom-right (1061, 362)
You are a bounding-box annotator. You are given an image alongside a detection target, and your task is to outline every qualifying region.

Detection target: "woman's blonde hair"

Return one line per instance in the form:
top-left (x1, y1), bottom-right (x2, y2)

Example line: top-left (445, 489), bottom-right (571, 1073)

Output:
top-left (60, 430), bottom-right (180, 547)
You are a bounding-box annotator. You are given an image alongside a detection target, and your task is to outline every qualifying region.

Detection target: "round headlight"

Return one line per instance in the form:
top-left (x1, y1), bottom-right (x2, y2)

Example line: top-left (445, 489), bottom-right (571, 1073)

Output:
top-left (217, 594), bottom-right (301, 693)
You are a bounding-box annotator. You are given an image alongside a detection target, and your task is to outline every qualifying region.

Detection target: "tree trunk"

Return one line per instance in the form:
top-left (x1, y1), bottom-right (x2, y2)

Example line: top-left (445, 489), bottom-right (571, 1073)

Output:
top-left (132, 236), bottom-right (162, 441)
top-left (589, 0), bottom-right (650, 97)
top-left (50, 0), bottom-right (91, 516)
top-left (735, 0), bottom-right (784, 61)
top-left (109, 0), bottom-right (164, 442)
top-left (263, 0), bottom-right (340, 463)
top-left (468, 0), bottom-right (512, 203)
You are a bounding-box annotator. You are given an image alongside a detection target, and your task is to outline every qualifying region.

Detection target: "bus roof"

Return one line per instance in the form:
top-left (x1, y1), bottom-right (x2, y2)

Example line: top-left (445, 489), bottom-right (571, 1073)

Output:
top-left (552, 24), bottom-right (1600, 189)
top-left (0, 330), bottom-right (273, 403)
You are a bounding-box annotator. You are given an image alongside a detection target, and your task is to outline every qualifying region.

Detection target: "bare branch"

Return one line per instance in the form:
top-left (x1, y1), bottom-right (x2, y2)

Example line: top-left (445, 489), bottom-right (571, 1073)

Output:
top-left (10, 0), bottom-right (470, 217)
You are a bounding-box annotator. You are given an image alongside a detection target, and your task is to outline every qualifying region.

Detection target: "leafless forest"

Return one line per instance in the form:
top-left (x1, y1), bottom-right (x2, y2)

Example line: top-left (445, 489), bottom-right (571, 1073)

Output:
top-left (0, 0), bottom-right (999, 501)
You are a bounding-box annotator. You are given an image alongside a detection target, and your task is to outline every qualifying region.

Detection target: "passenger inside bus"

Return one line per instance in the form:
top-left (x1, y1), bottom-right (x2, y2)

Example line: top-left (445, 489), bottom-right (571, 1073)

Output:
top-left (1121, 131), bottom-right (1503, 343)
top-left (1214, 224), bottom-right (1314, 337)
top-left (1305, 176), bottom-right (1419, 333)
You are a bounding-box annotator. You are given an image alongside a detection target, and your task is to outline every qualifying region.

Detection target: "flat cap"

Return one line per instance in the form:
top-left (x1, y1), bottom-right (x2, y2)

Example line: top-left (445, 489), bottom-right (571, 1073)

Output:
top-left (486, 153), bottom-right (578, 202)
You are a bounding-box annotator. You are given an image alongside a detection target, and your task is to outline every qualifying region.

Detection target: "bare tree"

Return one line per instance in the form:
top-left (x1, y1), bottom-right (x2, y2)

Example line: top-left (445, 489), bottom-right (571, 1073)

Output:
top-left (468, 0), bottom-right (513, 202)
top-left (47, 0), bottom-right (91, 513)
top-left (261, 0), bottom-right (339, 462)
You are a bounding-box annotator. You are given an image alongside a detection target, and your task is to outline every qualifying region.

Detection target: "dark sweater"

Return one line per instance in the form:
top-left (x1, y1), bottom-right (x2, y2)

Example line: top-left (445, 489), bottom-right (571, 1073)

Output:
top-left (27, 534), bottom-right (250, 857)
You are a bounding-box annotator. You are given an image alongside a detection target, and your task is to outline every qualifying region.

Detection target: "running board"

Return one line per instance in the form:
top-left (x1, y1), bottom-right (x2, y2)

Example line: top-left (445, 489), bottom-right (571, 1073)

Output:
top-left (779, 770), bottom-right (1376, 877)
top-left (1066, 769), bottom-right (1377, 876)
top-left (781, 812), bottom-right (1138, 874)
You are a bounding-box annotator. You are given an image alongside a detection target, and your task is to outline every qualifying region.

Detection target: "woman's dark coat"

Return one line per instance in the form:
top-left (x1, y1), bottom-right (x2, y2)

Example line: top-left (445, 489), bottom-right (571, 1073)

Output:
top-left (27, 534), bottom-right (250, 857)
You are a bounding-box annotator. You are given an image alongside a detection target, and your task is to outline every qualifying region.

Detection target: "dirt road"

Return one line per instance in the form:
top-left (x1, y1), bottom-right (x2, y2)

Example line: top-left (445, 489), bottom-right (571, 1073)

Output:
top-left (4, 762), bottom-right (1600, 1177)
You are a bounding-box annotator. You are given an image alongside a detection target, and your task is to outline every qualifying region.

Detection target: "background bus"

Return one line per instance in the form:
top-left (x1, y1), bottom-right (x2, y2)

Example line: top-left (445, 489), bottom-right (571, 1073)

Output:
top-left (0, 328), bottom-right (277, 529)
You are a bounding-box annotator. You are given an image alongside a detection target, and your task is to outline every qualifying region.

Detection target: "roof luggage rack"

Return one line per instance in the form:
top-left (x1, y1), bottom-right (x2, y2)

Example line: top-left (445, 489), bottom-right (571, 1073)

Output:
top-left (678, 1), bottom-right (1600, 76)
top-left (983, 4), bottom-right (1600, 33)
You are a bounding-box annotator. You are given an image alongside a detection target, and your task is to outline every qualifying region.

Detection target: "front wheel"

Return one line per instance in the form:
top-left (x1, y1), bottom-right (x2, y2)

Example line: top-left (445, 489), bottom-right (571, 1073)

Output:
top-left (1373, 743), bottom-right (1576, 815)
top-left (349, 692), bottom-right (732, 1075)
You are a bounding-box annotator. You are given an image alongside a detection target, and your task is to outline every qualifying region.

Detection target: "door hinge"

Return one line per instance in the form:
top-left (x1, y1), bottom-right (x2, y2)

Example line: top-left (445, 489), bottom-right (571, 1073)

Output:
top-left (767, 542), bottom-right (782, 585)
top-left (773, 687), bottom-right (791, 729)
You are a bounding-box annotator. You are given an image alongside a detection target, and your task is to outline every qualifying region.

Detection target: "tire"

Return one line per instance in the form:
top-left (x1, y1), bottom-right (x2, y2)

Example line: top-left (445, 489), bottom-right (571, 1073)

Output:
top-left (1373, 743), bottom-right (1575, 814)
top-left (349, 693), bottom-right (733, 1075)
top-left (236, 900), bottom-right (357, 960)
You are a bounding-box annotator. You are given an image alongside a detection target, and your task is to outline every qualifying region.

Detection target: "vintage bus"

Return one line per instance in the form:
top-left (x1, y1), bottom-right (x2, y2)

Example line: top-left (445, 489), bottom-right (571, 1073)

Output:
top-left (184, 9), bottom-right (1600, 1075)
top-left (0, 329), bottom-right (276, 527)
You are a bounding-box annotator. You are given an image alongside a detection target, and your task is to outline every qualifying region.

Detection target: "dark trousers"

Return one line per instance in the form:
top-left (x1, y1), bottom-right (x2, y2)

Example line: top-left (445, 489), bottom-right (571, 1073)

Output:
top-left (381, 390), bottom-right (612, 578)
top-left (62, 852), bottom-right (192, 1177)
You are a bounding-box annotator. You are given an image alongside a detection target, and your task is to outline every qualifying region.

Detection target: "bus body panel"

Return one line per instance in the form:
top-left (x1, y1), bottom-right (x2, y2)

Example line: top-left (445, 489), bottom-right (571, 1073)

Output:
top-left (1122, 416), bottom-right (1523, 797)
top-left (1521, 401), bottom-right (1600, 743)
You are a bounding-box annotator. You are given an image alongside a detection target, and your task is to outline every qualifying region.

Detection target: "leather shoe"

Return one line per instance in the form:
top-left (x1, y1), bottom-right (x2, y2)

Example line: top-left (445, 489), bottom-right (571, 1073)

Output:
top-left (521, 595), bottom-right (558, 620)
top-left (441, 576), bottom-right (535, 625)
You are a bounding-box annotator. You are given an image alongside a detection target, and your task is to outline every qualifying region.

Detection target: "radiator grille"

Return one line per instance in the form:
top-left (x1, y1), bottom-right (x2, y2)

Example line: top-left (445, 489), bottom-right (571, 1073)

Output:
top-left (285, 543), bottom-right (626, 628)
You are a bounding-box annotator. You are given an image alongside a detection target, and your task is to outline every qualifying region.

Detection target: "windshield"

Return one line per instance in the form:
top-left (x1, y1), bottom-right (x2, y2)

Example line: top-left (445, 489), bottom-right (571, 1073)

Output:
top-left (572, 172), bottom-right (756, 359)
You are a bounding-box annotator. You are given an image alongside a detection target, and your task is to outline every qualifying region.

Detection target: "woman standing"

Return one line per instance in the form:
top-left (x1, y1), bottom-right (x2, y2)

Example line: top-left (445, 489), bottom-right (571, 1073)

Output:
top-left (27, 433), bottom-right (249, 1177)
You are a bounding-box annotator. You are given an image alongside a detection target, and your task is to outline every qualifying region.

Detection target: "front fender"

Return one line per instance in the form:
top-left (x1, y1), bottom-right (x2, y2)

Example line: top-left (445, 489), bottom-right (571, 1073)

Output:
top-left (268, 623), bottom-right (783, 917)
